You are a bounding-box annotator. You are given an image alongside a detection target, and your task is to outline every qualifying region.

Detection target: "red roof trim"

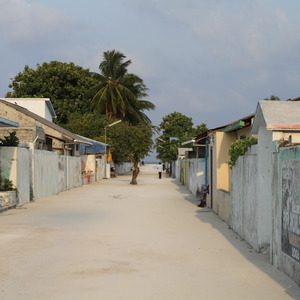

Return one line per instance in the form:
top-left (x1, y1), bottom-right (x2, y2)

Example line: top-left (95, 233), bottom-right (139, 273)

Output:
top-left (268, 124), bottom-right (300, 129)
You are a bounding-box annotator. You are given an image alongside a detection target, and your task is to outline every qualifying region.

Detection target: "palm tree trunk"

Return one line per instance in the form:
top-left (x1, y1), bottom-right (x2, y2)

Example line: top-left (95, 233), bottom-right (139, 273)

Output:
top-left (106, 98), bottom-right (113, 118)
top-left (130, 154), bottom-right (140, 185)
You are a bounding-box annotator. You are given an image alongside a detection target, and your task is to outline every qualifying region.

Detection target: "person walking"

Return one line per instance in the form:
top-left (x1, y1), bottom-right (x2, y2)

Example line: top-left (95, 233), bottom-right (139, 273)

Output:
top-left (157, 162), bottom-right (163, 179)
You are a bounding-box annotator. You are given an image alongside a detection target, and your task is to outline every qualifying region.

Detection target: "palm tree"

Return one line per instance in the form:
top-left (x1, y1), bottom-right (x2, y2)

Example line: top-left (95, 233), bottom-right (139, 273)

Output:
top-left (88, 50), bottom-right (155, 125)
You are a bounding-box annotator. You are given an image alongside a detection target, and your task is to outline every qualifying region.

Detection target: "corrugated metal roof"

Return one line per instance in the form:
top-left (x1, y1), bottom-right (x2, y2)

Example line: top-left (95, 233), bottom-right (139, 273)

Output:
top-left (193, 113), bottom-right (255, 142)
top-left (79, 136), bottom-right (106, 155)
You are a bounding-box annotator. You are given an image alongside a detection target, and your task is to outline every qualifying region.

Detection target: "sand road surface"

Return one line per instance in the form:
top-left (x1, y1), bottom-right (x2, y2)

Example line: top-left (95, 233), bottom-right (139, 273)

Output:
top-left (0, 164), bottom-right (299, 299)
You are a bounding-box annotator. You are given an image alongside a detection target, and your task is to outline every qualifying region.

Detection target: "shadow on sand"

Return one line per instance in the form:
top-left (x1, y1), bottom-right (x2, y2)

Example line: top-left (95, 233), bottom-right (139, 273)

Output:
top-left (170, 178), bottom-right (300, 298)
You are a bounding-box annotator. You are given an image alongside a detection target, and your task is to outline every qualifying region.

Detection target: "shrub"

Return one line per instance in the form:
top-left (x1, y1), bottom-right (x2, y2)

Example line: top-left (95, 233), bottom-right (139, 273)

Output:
top-left (228, 137), bottom-right (257, 169)
top-left (0, 131), bottom-right (19, 146)
top-left (0, 178), bottom-right (14, 191)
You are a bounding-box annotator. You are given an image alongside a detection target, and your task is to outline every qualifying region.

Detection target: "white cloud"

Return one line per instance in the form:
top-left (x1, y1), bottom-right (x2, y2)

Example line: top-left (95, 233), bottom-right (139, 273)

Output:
top-left (0, 0), bottom-right (78, 45)
top-left (121, 1), bottom-right (300, 69)
top-left (1, 0), bottom-right (300, 127)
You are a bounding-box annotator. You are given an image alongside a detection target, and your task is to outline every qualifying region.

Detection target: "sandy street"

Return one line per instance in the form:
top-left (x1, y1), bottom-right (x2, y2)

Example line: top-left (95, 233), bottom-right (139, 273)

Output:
top-left (0, 164), bottom-right (299, 299)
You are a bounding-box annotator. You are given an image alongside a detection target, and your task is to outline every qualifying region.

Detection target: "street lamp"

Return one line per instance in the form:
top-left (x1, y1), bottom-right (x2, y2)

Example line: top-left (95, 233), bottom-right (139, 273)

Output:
top-left (104, 120), bottom-right (122, 178)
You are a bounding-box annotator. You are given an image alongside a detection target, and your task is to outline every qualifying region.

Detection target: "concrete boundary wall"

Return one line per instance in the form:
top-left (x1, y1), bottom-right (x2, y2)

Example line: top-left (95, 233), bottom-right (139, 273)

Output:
top-left (174, 158), bottom-right (205, 196)
top-left (231, 148), bottom-right (259, 251)
top-left (81, 155), bottom-right (96, 175)
top-left (172, 159), bottom-right (180, 180)
top-left (0, 147), bottom-right (17, 187)
top-left (33, 150), bottom-right (59, 200)
top-left (272, 146), bottom-right (300, 285)
top-left (96, 158), bottom-right (105, 180)
top-left (0, 147), bottom-right (103, 207)
top-left (58, 155), bottom-right (67, 193)
top-left (0, 147), bottom-right (32, 205)
top-left (231, 144), bottom-right (300, 285)
top-left (67, 156), bottom-right (82, 189)
top-left (16, 148), bottom-right (31, 205)
top-left (186, 159), bottom-right (206, 195)
top-left (115, 162), bottom-right (132, 175)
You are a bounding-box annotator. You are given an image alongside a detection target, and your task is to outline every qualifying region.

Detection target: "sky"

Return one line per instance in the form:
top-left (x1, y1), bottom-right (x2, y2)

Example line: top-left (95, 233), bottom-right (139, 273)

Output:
top-left (1, 0), bottom-right (300, 131)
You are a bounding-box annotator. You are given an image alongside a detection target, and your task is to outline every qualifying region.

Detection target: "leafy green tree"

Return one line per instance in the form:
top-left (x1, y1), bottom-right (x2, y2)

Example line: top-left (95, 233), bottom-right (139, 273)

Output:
top-left (264, 95), bottom-right (280, 101)
top-left (159, 111), bottom-right (194, 137)
top-left (108, 122), bottom-right (154, 184)
top-left (87, 50), bottom-right (155, 125)
top-left (63, 112), bottom-right (108, 139)
top-left (193, 123), bottom-right (208, 136)
top-left (156, 112), bottom-right (207, 162)
top-left (6, 61), bottom-right (99, 125)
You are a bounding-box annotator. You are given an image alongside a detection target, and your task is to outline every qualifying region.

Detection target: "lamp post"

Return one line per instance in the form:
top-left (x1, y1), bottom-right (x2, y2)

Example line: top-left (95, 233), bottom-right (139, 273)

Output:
top-left (104, 120), bottom-right (122, 178)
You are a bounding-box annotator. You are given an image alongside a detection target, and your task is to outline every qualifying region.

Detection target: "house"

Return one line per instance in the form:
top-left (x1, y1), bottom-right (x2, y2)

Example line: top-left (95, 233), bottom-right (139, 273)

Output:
top-left (249, 100), bottom-right (300, 252)
top-left (177, 148), bottom-right (193, 159)
top-left (181, 114), bottom-right (255, 222)
top-left (251, 101), bottom-right (300, 220)
top-left (0, 117), bottom-right (19, 128)
top-left (1, 98), bottom-right (56, 122)
top-left (79, 136), bottom-right (106, 157)
top-left (0, 99), bottom-right (91, 155)
top-left (181, 131), bottom-right (208, 159)
top-left (252, 100), bottom-right (300, 143)
top-left (206, 114), bottom-right (255, 223)
top-left (79, 135), bottom-right (111, 181)
top-left (229, 100), bottom-right (300, 283)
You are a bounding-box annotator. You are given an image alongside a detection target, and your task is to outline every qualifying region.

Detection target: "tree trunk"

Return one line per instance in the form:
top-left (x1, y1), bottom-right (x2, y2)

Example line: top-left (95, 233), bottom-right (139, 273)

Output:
top-left (130, 155), bottom-right (140, 185)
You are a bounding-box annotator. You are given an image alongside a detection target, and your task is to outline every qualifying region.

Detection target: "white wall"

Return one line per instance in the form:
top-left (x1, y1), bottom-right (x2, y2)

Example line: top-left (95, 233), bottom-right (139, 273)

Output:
top-left (231, 144), bottom-right (261, 251)
top-left (58, 155), bottom-right (67, 193)
top-left (272, 146), bottom-right (300, 285)
top-left (0, 148), bottom-right (92, 206)
top-left (81, 155), bottom-right (96, 175)
top-left (67, 156), bottom-right (82, 189)
top-left (257, 126), bottom-right (273, 248)
top-left (32, 150), bottom-right (59, 200)
top-left (96, 158), bottom-right (105, 181)
top-left (174, 158), bottom-right (205, 196)
top-left (115, 162), bottom-right (132, 175)
top-left (186, 159), bottom-right (206, 195)
top-left (0, 147), bottom-right (17, 188)
top-left (174, 159), bottom-right (180, 180)
top-left (16, 148), bottom-right (31, 205)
